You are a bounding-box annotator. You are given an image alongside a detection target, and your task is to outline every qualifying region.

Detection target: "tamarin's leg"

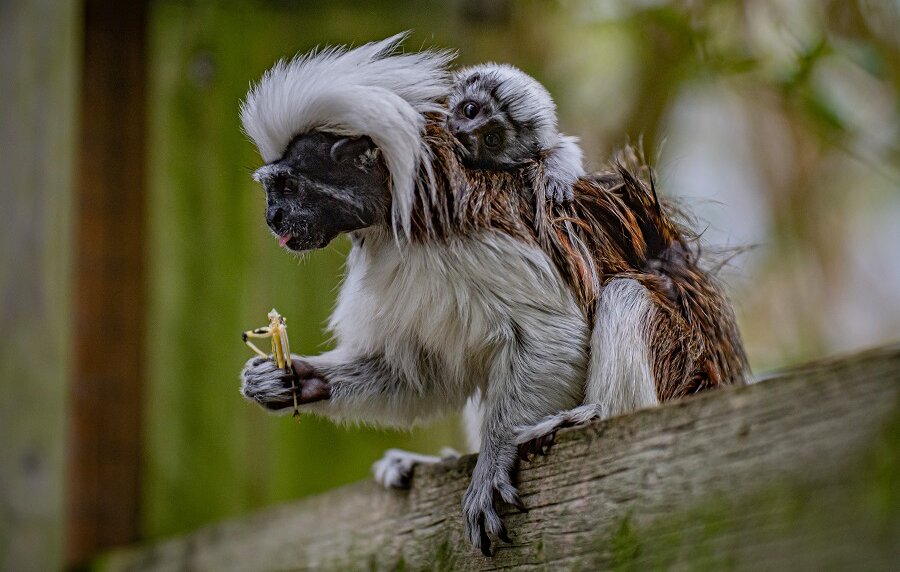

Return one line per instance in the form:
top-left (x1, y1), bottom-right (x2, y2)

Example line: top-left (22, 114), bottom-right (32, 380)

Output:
top-left (515, 279), bottom-right (660, 452)
top-left (464, 322), bottom-right (587, 556)
top-left (584, 278), bottom-right (660, 414)
top-left (241, 300), bottom-right (589, 555)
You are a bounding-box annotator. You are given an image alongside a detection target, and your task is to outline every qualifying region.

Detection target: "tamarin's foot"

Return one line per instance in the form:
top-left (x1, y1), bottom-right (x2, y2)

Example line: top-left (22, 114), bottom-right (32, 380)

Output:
top-left (371, 449), bottom-right (457, 489)
top-left (514, 404), bottom-right (605, 460)
top-left (462, 453), bottom-right (525, 556)
top-left (463, 480), bottom-right (515, 555)
top-left (517, 432), bottom-right (557, 461)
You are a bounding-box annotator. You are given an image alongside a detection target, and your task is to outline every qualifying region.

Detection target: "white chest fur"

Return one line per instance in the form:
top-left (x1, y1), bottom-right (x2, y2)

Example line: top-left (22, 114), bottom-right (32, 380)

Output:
top-left (328, 230), bottom-right (586, 399)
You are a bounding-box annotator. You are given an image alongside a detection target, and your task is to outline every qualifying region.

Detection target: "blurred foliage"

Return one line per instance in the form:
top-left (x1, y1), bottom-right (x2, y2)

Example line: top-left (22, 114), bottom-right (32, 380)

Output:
top-left (143, 0), bottom-right (900, 539)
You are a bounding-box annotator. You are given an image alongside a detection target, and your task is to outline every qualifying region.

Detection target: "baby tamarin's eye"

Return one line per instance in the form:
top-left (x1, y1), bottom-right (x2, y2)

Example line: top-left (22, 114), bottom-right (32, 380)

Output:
top-left (462, 102), bottom-right (479, 119)
top-left (483, 131), bottom-right (502, 148)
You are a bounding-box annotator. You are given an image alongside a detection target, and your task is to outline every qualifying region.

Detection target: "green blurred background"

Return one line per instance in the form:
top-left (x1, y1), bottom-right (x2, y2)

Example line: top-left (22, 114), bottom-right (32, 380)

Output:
top-left (2, 0), bottom-right (899, 569)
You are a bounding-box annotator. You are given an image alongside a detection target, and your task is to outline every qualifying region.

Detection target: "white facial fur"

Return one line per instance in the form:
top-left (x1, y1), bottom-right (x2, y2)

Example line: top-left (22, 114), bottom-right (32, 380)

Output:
top-left (240, 32), bottom-right (454, 236)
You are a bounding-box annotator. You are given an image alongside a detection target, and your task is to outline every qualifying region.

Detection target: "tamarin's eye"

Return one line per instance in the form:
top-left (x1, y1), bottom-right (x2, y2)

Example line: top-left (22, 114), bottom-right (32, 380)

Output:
top-left (483, 132), bottom-right (502, 148)
top-left (462, 102), bottom-right (479, 119)
top-left (282, 177), bottom-right (298, 194)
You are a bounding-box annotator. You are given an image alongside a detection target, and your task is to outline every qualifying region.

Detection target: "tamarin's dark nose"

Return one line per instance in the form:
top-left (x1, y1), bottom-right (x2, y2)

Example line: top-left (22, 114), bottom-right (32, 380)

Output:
top-left (266, 206), bottom-right (284, 230)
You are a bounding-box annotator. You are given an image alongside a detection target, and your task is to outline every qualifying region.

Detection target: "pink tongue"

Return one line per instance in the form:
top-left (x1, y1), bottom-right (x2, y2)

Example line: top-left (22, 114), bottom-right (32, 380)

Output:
top-left (278, 234), bottom-right (292, 247)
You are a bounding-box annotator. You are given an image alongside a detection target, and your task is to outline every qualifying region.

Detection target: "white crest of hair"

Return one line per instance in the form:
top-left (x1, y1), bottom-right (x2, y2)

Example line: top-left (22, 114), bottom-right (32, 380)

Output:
top-left (453, 63), bottom-right (559, 149)
top-left (240, 32), bottom-right (456, 236)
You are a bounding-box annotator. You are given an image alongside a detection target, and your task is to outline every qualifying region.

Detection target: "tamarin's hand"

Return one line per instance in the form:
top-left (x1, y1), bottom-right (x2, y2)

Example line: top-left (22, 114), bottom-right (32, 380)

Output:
top-left (290, 358), bottom-right (332, 402)
top-left (240, 356), bottom-right (330, 411)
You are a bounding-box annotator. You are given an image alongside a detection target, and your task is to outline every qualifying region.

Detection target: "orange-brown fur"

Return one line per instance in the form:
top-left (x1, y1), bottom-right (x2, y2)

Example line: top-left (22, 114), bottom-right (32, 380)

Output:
top-left (411, 118), bottom-right (748, 400)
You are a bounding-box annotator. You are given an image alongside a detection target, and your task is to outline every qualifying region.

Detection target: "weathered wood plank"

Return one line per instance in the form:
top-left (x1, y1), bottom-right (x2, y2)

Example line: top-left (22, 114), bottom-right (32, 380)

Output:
top-left (99, 345), bottom-right (900, 571)
top-left (0, 1), bottom-right (78, 571)
top-left (67, 0), bottom-right (149, 565)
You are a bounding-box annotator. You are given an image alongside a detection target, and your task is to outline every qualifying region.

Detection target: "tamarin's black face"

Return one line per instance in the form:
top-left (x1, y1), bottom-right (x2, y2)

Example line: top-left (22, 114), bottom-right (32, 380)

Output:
top-left (447, 71), bottom-right (549, 171)
top-left (447, 92), bottom-right (531, 171)
top-left (252, 132), bottom-right (390, 252)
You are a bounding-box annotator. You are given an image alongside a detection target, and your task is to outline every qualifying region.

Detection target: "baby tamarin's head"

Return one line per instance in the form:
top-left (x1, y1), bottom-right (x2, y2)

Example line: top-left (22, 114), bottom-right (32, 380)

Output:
top-left (447, 63), bottom-right (559, 170)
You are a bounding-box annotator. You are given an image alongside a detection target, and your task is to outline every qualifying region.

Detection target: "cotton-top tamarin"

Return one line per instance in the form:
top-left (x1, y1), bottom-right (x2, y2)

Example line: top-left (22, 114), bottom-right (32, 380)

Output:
top-left (447, 63), bottom-right (584, 203)
top-left (238, 33), bottom-right (748, 556)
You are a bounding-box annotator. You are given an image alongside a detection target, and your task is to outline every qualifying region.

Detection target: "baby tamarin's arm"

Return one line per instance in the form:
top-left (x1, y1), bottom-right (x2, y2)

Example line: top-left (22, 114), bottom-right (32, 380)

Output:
top-left (540, 134), bottom-right (585, 203)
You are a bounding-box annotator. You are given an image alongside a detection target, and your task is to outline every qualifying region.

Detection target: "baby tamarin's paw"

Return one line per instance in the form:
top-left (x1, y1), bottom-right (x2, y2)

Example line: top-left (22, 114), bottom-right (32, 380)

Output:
top-left (545, 177), bottom-right (575, 204)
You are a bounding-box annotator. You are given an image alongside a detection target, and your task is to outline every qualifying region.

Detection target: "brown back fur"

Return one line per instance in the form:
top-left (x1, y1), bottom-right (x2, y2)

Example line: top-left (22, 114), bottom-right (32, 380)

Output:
top-left (410, 118), bottom-right (748, 399)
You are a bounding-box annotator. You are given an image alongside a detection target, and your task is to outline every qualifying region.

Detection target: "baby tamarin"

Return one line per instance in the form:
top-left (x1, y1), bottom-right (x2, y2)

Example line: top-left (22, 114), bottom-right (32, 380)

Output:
top-left (447, 63), bottom-right (585, 203)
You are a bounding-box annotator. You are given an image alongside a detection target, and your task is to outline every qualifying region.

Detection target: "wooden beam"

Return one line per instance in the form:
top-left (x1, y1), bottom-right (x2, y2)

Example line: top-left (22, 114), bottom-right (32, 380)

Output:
top-left (68, 0), bottom-right (148, 566)
top-left (0, 1), bottom-right (79, 570)
top-left (99, 345), bottom-right (900, 570)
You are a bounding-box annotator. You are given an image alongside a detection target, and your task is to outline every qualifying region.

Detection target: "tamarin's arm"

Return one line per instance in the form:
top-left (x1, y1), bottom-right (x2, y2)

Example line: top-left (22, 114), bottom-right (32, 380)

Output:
top-left (541, 134), bottom-right (585, 204)
top-left (240, 348), bottom-right (454, 427)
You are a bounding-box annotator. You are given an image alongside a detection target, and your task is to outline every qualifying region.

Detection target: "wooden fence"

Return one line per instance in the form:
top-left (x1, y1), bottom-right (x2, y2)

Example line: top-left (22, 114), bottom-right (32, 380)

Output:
top-left (100, 345), bottom-right (900, 571)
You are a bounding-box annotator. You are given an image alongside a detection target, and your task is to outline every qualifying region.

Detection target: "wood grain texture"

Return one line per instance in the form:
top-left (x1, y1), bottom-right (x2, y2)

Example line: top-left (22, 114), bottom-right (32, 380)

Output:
top-left (0, 1), bottom-right (78, 571)
top-left (68, 0), bottom-right (148, 565)
top-left (100, 345), bottom-right (900, 571)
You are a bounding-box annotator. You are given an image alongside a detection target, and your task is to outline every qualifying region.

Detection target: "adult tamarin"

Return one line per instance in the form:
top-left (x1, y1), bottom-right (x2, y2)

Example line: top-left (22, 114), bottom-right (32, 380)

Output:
top-left (447, 63), bottom-right (585, 203)
top-left (239, 33), bottom-right (748, 556)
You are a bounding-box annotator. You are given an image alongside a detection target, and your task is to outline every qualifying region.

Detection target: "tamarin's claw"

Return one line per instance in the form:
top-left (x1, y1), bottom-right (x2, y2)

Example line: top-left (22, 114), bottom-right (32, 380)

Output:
top-left (462, 463), bottom-right (522, 556)
top-left (517, 432), bottom-right (557, 461)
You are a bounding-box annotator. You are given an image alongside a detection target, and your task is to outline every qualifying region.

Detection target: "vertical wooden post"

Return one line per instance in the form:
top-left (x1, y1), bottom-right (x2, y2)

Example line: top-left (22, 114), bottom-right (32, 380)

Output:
top-left (0, 1), bottom-right (78, 570)
top-left (68, 0), bottom-right (148, 565)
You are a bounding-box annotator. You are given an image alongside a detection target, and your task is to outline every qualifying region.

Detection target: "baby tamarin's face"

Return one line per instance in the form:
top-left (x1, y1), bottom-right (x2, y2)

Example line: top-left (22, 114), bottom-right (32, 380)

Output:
top-left (447, 64), bottom-right (558, 171)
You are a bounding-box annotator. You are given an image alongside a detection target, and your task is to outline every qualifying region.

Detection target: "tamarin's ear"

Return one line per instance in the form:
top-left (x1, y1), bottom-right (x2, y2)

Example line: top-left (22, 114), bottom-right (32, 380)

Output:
top-left (330, 136), bottom-right (376, 164)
